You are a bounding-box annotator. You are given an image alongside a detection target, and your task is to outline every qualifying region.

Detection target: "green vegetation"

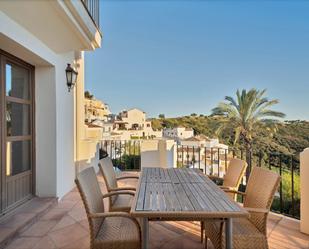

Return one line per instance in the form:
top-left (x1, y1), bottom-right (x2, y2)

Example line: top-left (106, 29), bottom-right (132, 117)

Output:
top-left (151, 115), bottom-right (309, 156)
top-left (151, 89), bottom-right (308, 218)
top-left (84, 90), bottom-right (94, 99)
top-left (211, 89), bottom-right (285, 155)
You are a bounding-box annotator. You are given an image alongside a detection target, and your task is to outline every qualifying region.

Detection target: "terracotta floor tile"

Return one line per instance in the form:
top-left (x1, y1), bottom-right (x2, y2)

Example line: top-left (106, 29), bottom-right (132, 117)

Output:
top-left (62, 191), bottom-right (80, 202)
top-left (0, 227), bottom-right (15, 242)
top-left (41, 209), bottom-right (68, 221)
top-left (21, 199), bottom-right (54, 214)
top-left (78, 219), bottom-right (90, 231)
top-left (68, 206), bottom-right (87, 222)
top-left (3, 185), bottom-right (309, 249)
top-left (51, 216), bottom-right (77, 232)
top-left (59, 235), bottom-right (90, 249)
top-left (269, 230), bottom-right (309, 249)
top-left (33, 236), bottom-right (56, 249)
top-left (5, 237), bottom-right (40, 249)
top-left (48, 223), bottom-right (88, 248)
top-left (0, 213), bottom-right (36, 229)
top-left (55, 200), bottom-right (78, 210)
top-left (21, 220), bottom-right (57, 237)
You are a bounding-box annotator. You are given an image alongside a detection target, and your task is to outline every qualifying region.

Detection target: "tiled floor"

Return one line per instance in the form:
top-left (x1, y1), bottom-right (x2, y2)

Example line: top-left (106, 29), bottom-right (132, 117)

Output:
top-left (3, 173), bottom-right (309, 249)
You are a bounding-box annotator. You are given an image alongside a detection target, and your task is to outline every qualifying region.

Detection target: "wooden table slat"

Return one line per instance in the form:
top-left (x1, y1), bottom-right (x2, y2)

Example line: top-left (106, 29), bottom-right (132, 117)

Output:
top-left (131, 167), bottom-right (248, 219)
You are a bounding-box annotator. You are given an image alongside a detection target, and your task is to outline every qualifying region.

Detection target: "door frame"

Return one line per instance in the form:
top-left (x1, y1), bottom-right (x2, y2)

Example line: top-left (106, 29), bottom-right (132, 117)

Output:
top-left (0, 49), bottom-right (35, 215)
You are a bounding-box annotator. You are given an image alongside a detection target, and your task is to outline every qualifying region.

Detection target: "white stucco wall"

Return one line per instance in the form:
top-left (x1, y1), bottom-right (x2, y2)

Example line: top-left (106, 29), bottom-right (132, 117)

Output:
top-left (141, 139), bottom-right (176, 168)
top-left (0, 10), bottom-right (86, 199)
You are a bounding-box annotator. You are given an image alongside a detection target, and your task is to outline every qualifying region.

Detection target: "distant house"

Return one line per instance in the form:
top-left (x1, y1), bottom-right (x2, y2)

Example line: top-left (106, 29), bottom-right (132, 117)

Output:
top-left (163, 127), bottom-right (194, 141)
top-left (180, 135), bottom-right (228, 150)
top-left (111, 108), bottom-right (162, 140)
top-left (85, 98), bottom-right (111, 122)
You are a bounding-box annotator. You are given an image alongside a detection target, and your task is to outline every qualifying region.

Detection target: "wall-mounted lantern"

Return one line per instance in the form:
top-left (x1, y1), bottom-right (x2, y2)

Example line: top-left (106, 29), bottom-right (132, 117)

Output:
top-left (65, 63), bottom-right (78, 92)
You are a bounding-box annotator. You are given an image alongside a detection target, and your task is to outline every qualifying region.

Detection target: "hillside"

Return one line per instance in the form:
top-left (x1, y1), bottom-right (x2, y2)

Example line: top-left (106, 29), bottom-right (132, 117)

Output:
top-left (151, 115), bottom-right (309, 155)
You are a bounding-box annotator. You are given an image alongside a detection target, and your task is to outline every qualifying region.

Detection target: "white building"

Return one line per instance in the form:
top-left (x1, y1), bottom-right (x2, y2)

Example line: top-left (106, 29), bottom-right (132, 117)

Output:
top-left (0, 0), bottom-right (102, 215)
top-left (163, 127), bottom-right (194, 140)
top-left (180, 135), bottom-right (228, 150)
top-left (111, 108), bottom-right (162, 140)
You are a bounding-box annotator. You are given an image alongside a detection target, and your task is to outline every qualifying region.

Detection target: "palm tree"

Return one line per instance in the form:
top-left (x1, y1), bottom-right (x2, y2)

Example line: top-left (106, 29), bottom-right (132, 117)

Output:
top-left (211, 89), bottom-right (285, 154)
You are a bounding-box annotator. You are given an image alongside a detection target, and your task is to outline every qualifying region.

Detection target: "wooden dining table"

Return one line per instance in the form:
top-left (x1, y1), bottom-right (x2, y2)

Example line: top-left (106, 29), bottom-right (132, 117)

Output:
top-left (130, 167), bottom-right (248, 249)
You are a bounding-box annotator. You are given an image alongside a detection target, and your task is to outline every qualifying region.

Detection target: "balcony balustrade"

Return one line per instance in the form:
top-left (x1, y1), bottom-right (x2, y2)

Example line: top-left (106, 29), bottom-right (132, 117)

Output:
top-left (100, 139), bottom-right (300, 219)
top-left (81, 0), bottom-right (100, 28)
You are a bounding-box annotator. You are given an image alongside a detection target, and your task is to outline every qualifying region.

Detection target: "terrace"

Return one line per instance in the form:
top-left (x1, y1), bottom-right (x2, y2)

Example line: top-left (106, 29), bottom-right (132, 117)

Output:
top-left (0, 1), bottom-right (308, 248)
top-left (1, 173), bottom-right (308, 249)
top-left (1, 140), bottom-right (309, 249)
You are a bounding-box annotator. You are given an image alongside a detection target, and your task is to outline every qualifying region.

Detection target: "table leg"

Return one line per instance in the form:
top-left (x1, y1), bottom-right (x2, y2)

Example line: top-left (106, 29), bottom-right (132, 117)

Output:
top-left (225, 218), bottom-right (233, 249)
top-left (142, 217), bottom-right (149, 249)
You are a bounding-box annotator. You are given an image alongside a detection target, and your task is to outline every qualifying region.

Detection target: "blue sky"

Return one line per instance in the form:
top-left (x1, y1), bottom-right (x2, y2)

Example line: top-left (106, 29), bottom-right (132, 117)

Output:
top-left (85, 0), bottom-right (309, 120)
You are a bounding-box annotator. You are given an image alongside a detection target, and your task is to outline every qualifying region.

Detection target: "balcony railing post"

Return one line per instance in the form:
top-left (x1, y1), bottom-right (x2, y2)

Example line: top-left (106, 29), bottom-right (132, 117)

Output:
top-left (187, 146), bottom-right (189, 167)
top-left (182, 145), bottom-right (184, 167)
top-left (211, 148), bottom-right (214, 175)
top-left (204, 148), bottom-right (207, 175)
top-left (279, 154), bottom-right (283, 214)
top-left (176, 144), bottom-right (179, 167)
top-left (225, 149), bottom-right (228, 173)
top-left (258, 151), bottom-right (262, 167)
top-left (119, 141), bottom-right (122, 170)
top-left (198, 147), bottom-right (201, 171)
top-left (291, 154), bottom-right (295, 217)
top-left (217, 148), bottom-right (220, 177)
top-left (133, 141), bottom-right (136, 170)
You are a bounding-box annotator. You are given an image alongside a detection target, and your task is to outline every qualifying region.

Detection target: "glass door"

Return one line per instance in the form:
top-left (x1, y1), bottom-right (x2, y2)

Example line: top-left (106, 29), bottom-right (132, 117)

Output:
top-left (0, 51), bottom-right (34, 214)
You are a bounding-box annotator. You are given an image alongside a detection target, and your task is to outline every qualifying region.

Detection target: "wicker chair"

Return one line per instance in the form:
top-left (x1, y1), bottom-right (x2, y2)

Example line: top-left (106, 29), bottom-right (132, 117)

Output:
top-left (204, 166), bottom-right (280, 249)
top-left (209, 158), bottom-right (247, 199)
top-left (98, 157), bottom-right (139, 212)
top-left (75, 167), bottom-right (141, 249)
top-left (201, 158), bottom-right (247, 242)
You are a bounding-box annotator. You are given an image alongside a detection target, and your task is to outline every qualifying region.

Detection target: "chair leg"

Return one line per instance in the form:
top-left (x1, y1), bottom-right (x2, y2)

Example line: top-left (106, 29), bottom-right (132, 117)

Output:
top-left (205, 236), bottom-right (208, 249)
top-left (200, 221), bottom-right (204, 243)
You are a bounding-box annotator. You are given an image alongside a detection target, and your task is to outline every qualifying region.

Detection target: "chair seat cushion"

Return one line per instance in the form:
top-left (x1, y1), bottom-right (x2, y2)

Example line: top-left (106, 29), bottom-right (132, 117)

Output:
top-left (205, 218), bottom-right (268, 249)
top-left (110, 194), bottom-right (133, 212)
top-left (94, 216), bottom-right (140, 249)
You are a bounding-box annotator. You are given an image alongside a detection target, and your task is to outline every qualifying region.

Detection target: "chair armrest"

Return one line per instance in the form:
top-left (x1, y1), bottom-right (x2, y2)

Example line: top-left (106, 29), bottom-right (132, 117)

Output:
top-left (224, 189), bottom-right (246, 196)
top-left (102, 190), bottom-right (135, 198)
top-left (89, 212), bottom-right (141, 235)
top-left (90, 211), bottom-right (132, 219)
top-left (109, 187), bottom-right (136, 191)
top-left (245, 207), bottom-right (269, 214)
top-left (208, 175), bottom-right (222, 181)
top-left (220, 186), bottom-right (236, 190)
top-left (116, 175), bottom-right (139, 181)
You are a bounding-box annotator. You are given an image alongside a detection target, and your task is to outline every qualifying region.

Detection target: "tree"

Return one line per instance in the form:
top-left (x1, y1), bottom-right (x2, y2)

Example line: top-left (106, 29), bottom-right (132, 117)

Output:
top-left (84, 90), bottom-right (93, 99)
top-left (191, 113), bottom-right (197, 117)
top-left (211, 89), bottom-right (285, 154)
top-left (158, 114), bottom-right (165, 119)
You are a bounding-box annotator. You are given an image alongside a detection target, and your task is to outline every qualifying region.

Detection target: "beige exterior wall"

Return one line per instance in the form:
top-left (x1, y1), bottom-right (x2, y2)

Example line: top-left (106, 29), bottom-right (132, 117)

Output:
top-left (141, 139), bottom-right (176, 168)
top-left (119, 108), bottom-right (146, 129)
top-left (300, 148), bottom-right (309, 234)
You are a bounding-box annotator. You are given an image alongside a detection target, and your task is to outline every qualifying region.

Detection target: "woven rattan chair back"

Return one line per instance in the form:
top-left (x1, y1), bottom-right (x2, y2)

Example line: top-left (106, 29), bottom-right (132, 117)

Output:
top-left (99, 157), bottom-right (118, 191)
top-left (98, 157), bottom-right (119, 204)
top-left (75, 167), bottom-right (104, 238)
top-left (244, 167), bottom-right (280, 233)
top-left (222, 158), bottom-right (247, 189)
